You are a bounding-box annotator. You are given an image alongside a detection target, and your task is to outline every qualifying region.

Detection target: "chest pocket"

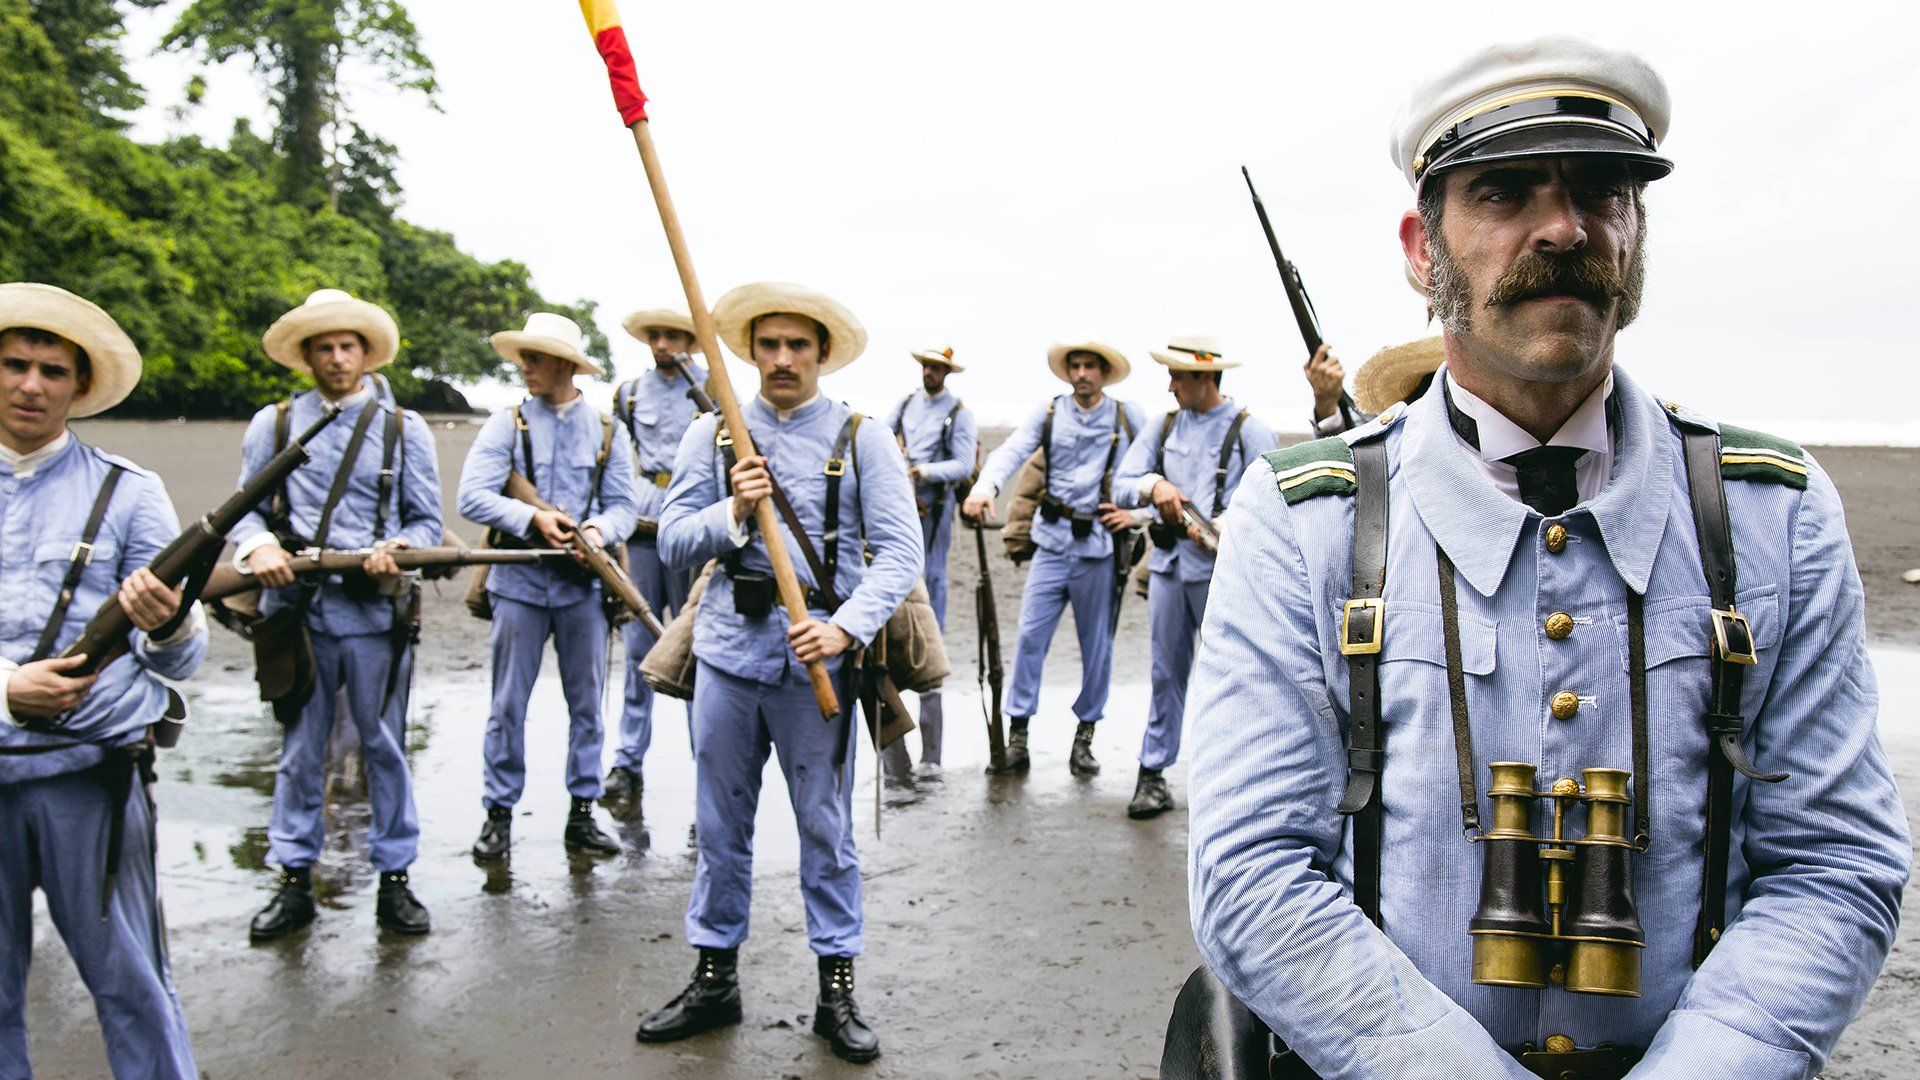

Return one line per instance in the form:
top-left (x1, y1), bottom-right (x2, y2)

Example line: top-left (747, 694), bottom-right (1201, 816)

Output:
top-left (1613, 584), bottom-right (1780, 671)
top-left (32, 534), bottom-right (124, 628)
top-left (1374, 601), bottom-right (1499, 675)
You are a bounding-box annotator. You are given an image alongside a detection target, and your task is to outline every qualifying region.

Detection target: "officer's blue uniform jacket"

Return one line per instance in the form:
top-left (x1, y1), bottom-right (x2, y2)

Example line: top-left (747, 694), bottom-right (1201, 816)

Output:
top-left (0, 438), bottom-right (207, 779)
top-left (976, 394), bottom-right (1146, 558)
top-left (457, 396), bottom-right (639, 605)
top-left (659, 394), bottom-right (924, 683)
top-left (1113, 397), bottom-right (1278, 582)
top-left (1186, 365), bottom-right (1910, 1079)
top-left (229, 384), bottom-right (444, 634)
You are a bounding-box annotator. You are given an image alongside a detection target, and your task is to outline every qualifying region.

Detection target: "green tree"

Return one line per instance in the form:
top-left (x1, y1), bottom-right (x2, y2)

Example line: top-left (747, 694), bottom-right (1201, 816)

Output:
top-left (27, 0), bottom-right (166, 121)
top-left (159, 0), bottom-right (437, 207)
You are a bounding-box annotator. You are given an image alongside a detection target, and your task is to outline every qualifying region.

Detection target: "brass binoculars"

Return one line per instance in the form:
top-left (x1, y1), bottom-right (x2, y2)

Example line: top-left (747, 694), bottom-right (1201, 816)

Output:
top-left (1470, 763), bottom-right (1645, 997)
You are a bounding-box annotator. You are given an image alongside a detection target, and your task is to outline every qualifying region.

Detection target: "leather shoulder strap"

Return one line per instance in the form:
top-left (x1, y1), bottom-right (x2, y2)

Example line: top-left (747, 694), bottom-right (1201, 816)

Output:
top-left (586, 411), bottom-right (616, 518)
top-left (1336, 432), bottom-right (1389, 927)
top-left (374, 404), bottom-right (401, 541)
top-left (1212, 409), bottom-right (1249, 515)
top-left (30, 463), bottom-right (127, 662)
top-left (1154, 409), bottom-right (1178, 475)
top-left (312, 401), bottom-right (381, 550)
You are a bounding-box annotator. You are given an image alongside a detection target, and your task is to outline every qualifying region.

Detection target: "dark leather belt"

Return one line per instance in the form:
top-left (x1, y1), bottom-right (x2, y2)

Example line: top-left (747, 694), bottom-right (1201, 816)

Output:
top-left (1512, 1040), bottom-right (1643, 1080)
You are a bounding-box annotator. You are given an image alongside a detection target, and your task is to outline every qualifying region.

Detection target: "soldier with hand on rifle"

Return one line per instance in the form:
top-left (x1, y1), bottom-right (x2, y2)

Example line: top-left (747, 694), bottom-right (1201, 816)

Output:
top-left (458, 313), bottom-right (638, 863)
top-left (0, 283), bottom-right (206, 1078)
top-left (603, 306), bottom-right (711, 812)
top-left (234, 289), bottom-right (442, 942)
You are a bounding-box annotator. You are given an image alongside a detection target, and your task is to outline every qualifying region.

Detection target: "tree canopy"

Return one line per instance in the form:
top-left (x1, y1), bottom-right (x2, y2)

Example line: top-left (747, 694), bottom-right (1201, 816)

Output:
top-left (0, 0), bottom-right (609, 417)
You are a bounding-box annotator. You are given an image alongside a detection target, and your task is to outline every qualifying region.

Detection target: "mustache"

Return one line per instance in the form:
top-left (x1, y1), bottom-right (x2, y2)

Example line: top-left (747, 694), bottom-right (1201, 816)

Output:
top-left (1484, 250), bottom-right (1628, 308)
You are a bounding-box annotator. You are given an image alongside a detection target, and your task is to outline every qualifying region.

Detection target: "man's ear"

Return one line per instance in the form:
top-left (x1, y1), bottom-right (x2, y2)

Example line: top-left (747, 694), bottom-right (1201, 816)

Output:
top-left (1399, 209), bottom-right (1434, 291)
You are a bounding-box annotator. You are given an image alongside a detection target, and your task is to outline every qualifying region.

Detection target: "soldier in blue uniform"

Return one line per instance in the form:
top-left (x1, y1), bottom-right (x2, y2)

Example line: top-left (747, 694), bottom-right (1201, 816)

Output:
top-left (1181, 39), bottom-right (1910, 1080)
top-left (635, 282), bottom-right (921, 1064)
top-left (0, 283), bottom-right (206, 1078)
top-left (234, 289), bottom-right (441, 941)
top-left (880, 345), bottom-right (976, 783)
top-left (963, 341), bottom-right (1146, 776)
top-left (603, 307), bottom-right (710, 809)
top-left (458, 313), bottom-right (638, 861)
top-left (1111, 334), bottom-right (1276, 819)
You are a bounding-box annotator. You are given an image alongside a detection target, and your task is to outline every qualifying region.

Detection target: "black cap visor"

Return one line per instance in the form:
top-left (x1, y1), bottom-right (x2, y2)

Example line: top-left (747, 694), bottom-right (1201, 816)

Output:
top-left (1424, 121), bottom-right (1672, 183)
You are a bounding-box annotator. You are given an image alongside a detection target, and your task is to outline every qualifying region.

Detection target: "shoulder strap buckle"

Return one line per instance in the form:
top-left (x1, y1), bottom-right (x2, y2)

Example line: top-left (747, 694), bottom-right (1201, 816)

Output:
top-left (70, 540), bottom-right (95, 566)
top-left (1710, 607), bottom-right (1758, 665)
top-left (823, 457), bottom-right (846, 478)
top-left (1340, 598), bottom-right (1385, 655)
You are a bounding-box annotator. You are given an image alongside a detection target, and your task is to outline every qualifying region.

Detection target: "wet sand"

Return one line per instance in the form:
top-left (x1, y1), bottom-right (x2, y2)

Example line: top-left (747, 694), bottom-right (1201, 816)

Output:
top-left (19, 419), bottom-right (1919, 1078)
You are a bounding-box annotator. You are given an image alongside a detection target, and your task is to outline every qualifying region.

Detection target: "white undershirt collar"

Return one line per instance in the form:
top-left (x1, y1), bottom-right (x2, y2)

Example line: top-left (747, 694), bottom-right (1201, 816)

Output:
top-left (0, 429), bottom-right (72, 478)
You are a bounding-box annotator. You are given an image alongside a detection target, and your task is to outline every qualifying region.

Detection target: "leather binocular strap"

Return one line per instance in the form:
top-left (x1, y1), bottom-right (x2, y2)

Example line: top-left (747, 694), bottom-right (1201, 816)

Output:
top-left (1335, 436), bottom-right (1388, 926)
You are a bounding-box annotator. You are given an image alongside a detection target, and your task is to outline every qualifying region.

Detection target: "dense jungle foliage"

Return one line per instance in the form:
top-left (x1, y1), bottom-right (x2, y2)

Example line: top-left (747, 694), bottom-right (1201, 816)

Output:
top-left (0, 0), bottom-right (610, 415)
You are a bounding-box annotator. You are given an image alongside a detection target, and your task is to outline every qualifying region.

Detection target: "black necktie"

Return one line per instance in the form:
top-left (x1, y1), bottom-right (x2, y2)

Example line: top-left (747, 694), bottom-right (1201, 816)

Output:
top-left (1502, 445), bottom-right (1587, 517)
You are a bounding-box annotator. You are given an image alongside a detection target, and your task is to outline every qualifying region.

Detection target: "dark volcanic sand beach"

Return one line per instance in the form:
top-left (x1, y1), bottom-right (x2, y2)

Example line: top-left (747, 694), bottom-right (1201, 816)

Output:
top-left (19, 419), bottom-right (1919, 1079)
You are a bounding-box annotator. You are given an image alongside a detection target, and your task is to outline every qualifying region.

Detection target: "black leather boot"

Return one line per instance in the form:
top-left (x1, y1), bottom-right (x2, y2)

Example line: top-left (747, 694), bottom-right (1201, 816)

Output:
top-left (987, 717), bottom-right (1030, 775)
top-left (812, 955), bottom-right (879, 1063)
top-left (635, 947), bottom-right (743, 1042)
top-left (601, 765), bottom-right (641, 805)
top-left (1127, 766), bottom-right (1174, 819)
top-left (472, 806), bottom-right (512, 861)
top-left (564, 798), bottom-right (621, 856)
top-left (375, 870), bottom-right (431, 934)
top-left (1069, 720), bottom-right (1101, 777)
top-left (249, 865), bottom-right (316, 942)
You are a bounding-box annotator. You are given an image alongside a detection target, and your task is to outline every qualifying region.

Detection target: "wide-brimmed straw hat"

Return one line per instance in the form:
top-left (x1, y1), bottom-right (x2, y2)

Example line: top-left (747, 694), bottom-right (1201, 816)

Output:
top-left (1148, 332), bottom-right (1240, 372)
top-left (912, 345), bottom-right (964, 372)
top-left (1354, 335), bottom-right (1446, 414)
top-left (490, 312), bottom-right (606, 376)
top-left (712, 282), bottom-right (867, 375)
top-left (1046, 340), bottom-right (1130, 387)
top-left (263, 288), bottom-right (400, 374)
top-left (0, 282), bottom-right (142, 418)
top-left (621, 307), bottom-right (701, 353)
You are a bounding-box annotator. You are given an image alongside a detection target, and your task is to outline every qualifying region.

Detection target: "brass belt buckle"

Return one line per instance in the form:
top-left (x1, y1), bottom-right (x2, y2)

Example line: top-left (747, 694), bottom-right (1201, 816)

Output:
top-left (653, 470), bottom-right (672, 488)
top-left (1710, 607), bottom-right (1757, 665)
top-left (1340, 598), bottom-right (1384, 656)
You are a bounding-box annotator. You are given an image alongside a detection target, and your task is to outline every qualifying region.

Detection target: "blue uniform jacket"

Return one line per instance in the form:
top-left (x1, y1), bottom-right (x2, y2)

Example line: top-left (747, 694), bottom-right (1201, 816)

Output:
top-left (230, 385), bottom-right (444, 637)
top-left (891, 388), bottom-right (979, 514)
top-left (457, 396), bottom-right (639, 610)
top-left (617, 360), bottom-right (710, 522)
top-left (975, 393), bottom-right (1145, 559)
top-left (1185, 365), bottom-right (1910, 1078)
top-left (1, 439), bottom-right (208, 781)
top-left (658, 394), bottom-right (923, 685)
top-left (1113, 397), bottom-right (1278, 583)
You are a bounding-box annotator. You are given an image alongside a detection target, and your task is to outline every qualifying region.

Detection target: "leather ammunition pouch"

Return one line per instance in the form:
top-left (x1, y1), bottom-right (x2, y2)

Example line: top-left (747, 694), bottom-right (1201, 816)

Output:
top-left (1148, 520), bottom-right (1182, 551)
top-left (727, 566), bottom-right (775, 618)
top-left (249, 605), bottom-right (316, 726)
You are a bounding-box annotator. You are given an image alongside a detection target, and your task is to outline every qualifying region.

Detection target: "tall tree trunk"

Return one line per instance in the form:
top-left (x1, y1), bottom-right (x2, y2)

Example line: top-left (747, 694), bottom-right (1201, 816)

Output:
top-left (280, 15), bottom-right (332, 207)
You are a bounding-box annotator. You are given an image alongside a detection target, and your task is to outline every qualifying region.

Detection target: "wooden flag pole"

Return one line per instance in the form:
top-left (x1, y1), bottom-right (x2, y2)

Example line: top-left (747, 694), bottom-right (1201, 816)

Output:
top-left (626, 121), bottom-right (839, 719)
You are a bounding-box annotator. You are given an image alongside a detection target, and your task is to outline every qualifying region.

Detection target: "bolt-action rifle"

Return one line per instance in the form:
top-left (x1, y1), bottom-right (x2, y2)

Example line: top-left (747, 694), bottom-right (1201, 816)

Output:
top-left (972, 519), bottom-right (1007, 770)
top-left (201, 546), bottom-right (567, 605)
top-left (502, 471), bottom-right (665, 638)
top-left (1242, 166), bottom-right (1360, 430)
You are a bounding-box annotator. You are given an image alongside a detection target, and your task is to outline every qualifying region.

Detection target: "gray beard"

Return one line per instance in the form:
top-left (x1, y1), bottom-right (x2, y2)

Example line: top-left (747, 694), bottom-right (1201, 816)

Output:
top-left (1425, 228), bottom-right (1648, 335)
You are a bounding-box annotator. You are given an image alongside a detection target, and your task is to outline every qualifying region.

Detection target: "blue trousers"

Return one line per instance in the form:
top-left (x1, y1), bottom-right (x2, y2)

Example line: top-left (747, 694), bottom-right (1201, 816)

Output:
top-left (1142, 572), bottom-right (1212, 770)
top-left (614, 538), bottom-right (691, 771)
top-left (1005, 547), bottom-right (1115, 724)
top-left (484, 595), bottom-right (609, 808)
top-left (685, 661), bottom-right (861, 957)
top-left (0, 765), bottom-right (195, 1079)
top-left (884, 507), bottom-right (953, 777)
top-left (269, 631), bottom-right (420, 871)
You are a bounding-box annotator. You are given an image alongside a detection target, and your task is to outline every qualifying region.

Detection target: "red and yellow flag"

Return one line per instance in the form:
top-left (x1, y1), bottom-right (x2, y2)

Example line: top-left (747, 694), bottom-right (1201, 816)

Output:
top-left (580, 0), bottom-right (648, 125)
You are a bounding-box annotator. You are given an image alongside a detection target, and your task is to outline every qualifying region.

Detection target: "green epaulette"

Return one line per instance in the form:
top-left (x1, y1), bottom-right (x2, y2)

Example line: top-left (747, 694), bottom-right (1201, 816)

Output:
top-left (1262, 436), bottom-right (1357, 504)
top-left (1717, 423), bottom-right (1809, 490)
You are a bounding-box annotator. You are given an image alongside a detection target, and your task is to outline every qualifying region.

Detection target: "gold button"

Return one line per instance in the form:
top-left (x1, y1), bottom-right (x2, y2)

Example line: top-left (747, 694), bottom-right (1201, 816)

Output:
top-left (1544, 612), bottom-right (1574, 639)
top-left (1550, 691), bottom-right (1580, 720)
top-left (1552, 776), bottom-right (1580, 797)
top-left (1548, 963), bottom-right (1566, 985)
top-left (1545, 1034), bottom-right (1576, 1054)
top-left (1544, 523), bottom-right (1568, 553)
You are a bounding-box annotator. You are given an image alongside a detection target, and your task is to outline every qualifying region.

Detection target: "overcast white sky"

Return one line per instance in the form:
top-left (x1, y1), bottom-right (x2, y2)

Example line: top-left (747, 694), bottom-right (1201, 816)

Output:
top-left (122, 0), bottom-right (1920, 441)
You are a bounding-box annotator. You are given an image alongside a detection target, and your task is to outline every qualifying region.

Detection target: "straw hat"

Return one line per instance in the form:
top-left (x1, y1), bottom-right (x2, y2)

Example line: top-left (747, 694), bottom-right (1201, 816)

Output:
top-left (1046, 340), bottom-right (1131, 387)
top-left (490, 312), bottom-right (605, 377)
top-left (712, 282), bottom-right (867, 375)
top-left (1354, 335), bottom-right (1446, 415)
top-left (911, 345), bottom-right (964, 372)
top-left (262, 288), bottom-right (400, 374)
top-left (1148, 332), bottom-right (1240, 372)
top-left (622, 307), bottom-right (701, 353)
top-left (0, 283), bottom-right (142, 418)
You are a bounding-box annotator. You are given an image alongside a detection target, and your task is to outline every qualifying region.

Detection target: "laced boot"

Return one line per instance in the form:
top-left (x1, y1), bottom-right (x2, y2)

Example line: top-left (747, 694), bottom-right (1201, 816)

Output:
top-left (564, 798), bottom-right (621, 856)
top-left (1069, 721), bottom-right (1101, 777)
top-left (601, 765), bottom-right (642, 805)
top-left (375, 870), bottom-right (431, 934)
top-left (635, 947), bottom-right (743, 1042)
top-left (249, 865), bottom-right (316, 942)
top-left (471, 806), bottom-right (512, 861)
top-left (1127, 766), bottom-right (1174, 819)
top-left (812, 955), bottom-right (880, 1063)
top-left (987, 717), bottom-right (1030, 775)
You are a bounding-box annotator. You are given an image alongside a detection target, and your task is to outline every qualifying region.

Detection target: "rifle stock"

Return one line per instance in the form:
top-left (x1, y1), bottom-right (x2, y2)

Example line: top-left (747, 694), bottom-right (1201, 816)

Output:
top-left (56, 405), bottom-right (344, 677)
top-left (972, 520), bottom-right (1007, 769)
top-left (500, 470), bottom-right (665, 638)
